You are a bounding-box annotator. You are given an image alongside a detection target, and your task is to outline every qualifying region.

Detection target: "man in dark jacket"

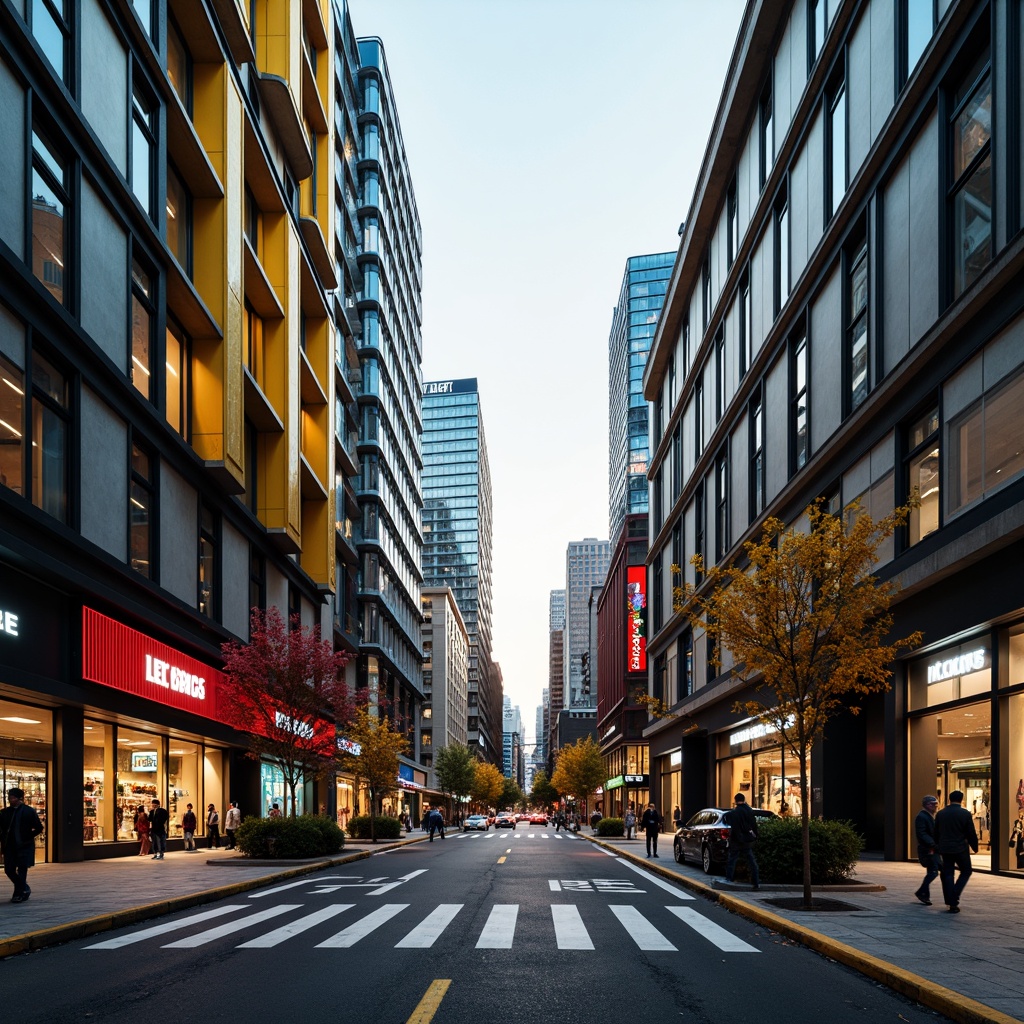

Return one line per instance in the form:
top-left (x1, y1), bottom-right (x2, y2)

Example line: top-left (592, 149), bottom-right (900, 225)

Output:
top-left (723, 793), bottom-right (760, 889)
top-left (934, 790), bottom-right (979, 913)
top-left (913, 795), bottom-right (940, 905)
top-left (639, 802), bottom-right (663, 858)
top-left (0, 788), bottom-right (44, 903)
top-left (149, 799), bottom-right (170, 860)
top-left (427, 807), bottom-right (445, 842)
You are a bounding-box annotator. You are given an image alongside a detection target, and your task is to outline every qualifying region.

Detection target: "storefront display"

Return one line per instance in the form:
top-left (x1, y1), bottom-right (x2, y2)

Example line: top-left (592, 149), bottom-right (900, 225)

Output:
top-left (719, 722), bottom-right (810, 816)
top-left (0, 698), bottom-right (52, 856)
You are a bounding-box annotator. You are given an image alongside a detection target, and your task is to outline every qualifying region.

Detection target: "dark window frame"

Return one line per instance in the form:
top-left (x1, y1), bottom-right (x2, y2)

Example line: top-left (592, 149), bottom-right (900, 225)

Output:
top-left (791, 330), bottom-right (809, 474)
top-left (726, 177), bottom-right (738, 269)
top-left (845, 231), bottom-right (869, 413)
top-left (29, 345), bottom-right (72, 525)
top-left (30, 124), bottom-right (72, 309)
top-left (715, 445), bottom-right (730, 562)
top-left (774, 188), bottom-right (790, 316)
top-left (130, 70), bottom-right (157, 218)
top-left (130, 256), bottom-right (156, 404)
top-left (739, 269), bottom-right (752, 378)
top-left (825, 59), bottom-right (847, 223)
top-left (749, 385), bottom-right (765, 521)
top-left (901, 403), bottom-right (941, 550)
top-left (129, 437), bottom-right (156, 579)
top-left (759, 79), bottom-right (774, 189)
top-left (198, 500), bottom-right (219, 620)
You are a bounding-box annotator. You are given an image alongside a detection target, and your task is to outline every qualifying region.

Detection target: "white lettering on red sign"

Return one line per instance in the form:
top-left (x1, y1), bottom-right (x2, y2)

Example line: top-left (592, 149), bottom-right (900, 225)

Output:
top-left (145, 654), bottom-right (206, 701)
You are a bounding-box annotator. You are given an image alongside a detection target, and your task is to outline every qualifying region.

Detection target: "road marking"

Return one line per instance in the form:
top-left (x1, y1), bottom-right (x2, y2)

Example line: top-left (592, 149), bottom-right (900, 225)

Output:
top-left (236, 905), bottom-right (354, 947)
top-left (84, 905), bottom-right (244, 948)
top-left (162, 905), bottom-right (300, 948)
top-left (476, 904), bottom-right (518, 948)
top-left (666, 906), bottom-right (760, 952)
top-left (483, 833), bottom-right (497, 839)
top-left (599, 848), bottom-right (619, 857)
top-left (505, 849), bottom-right (511, 854)
top-left (618, 860), bottom-right (695, 900)
top-left (551, 905), bottom-right (594, 950)
top-left (395, 904), bottom-right (463, 948)
top-left (549, 880), bottom-right (561, 891)
top-left (367, 869), bottom-right (428, 896)
top-left (513, 833), bottom-right (522, 839)
top-left (316, 904), bottom-right (409, 947)
top-left (249, 876), bottom-right (364, 898)
top-left (609, 905), bottom-right (677, 950)
top-left (497, 856), bottom-right (507, 863)
top-left (406, 979), bottom-right (451, 1024)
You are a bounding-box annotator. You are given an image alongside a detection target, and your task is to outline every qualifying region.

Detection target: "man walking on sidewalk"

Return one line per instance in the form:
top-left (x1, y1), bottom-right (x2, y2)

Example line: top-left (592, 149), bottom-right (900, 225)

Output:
top-left (0, 788), bottom-right (44, 903)
top-left (149, 799), bottom-right (169, 859)
top-left (934, 790), bottom-right (978, 913)
top-left (640, 802), bottom-right (663, 858)
top-left (914, 795), bottom-right (940, 905)
top-left (723, 793), bottom-right (760, 889)
top-left (181, 803), bottom-right (198, 852)
top-left (224, 801), bottom-right (241, 849)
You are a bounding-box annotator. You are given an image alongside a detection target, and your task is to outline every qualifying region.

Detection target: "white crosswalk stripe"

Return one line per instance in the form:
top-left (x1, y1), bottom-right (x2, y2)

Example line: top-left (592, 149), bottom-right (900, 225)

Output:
top-left (236, 904), bottom-right (354, 948)
top-left (315, 903), bottom-right (408, 948)
top-left (395, 904), bottom-right (464, 948)
top-left (666, 906), bottom-right (760, 952)
top-left (608, 905), bottom-right (677, 950)
top-left (84, 905), bottom-right (245, 948)
top-left (162, 905), bottom-right (301, 948)
top-left (551, 905), bottom-right (594, 950)
top-left (476, 903), bottom-right (518, 948)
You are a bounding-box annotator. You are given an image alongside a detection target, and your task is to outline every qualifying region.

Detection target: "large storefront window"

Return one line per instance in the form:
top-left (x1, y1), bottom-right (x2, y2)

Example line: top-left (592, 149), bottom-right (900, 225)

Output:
top-left (116, 726), bottom-right (162, 841)
top-left (83, 720), bottom-right (113, 842)
top-left (719, 722), bottom-right (809, 816)
top-left (1005, 689), bottom-right (1024, 872)
top-left (0, 699), bottom-right (52, 857)
top-left (168, 740), bottom-right (200, 838)
top-left (261, 760), bottom-right (303, 817)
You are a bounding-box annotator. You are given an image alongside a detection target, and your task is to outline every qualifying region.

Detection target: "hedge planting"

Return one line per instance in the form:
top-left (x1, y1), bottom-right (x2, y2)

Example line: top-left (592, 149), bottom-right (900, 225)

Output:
top-left (754, 817), bottom-right (863, 883)
top-left (234, 814), bottom-right (344, 859)
top-left (346, 814), bottom-right (404, 841)
top-left (596, 816), bottom-right (624, 837)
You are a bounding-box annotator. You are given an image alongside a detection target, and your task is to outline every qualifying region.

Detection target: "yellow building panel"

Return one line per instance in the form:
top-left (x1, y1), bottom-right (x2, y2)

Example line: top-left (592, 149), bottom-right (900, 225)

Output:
top-left (301, 496), bottom-right (333, 587)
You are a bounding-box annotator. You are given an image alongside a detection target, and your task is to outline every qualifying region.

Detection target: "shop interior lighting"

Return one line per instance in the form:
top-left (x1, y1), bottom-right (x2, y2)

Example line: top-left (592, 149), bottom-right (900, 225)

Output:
top-left (0, 716), bottom-right (41, 724)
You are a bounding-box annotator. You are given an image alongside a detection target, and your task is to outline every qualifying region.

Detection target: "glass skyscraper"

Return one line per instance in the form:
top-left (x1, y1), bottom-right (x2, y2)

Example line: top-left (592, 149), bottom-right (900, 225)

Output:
top-left (608, 252), bottom-right (675, 543)
top-left (421, 378), bottom-right (498, 764)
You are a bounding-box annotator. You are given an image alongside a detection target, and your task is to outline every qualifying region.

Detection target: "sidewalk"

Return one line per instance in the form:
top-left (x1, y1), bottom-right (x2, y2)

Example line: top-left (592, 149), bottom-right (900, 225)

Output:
top-left (588, 835), bottom-right (1024, 1024)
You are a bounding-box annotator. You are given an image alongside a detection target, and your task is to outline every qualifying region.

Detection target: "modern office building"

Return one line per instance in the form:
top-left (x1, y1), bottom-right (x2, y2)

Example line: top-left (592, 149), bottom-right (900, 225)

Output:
top-left (502, 695), bottom-right (522, 785)
top-left (643, 0), bottom-right (1024, 871)
top-left (608, 253), bottom-right (674, 545)
top-left (421, 377), bottom-right (499, 764)
top-left (420, 586), bottom-right (469, 773)
top-left (0, 0), bottom-right (341, 858)
top-left (564, 539), bottom-right (610, 708)
top-left (546, 589), bottom-right (565, 765)
top-left (351, 33), bottom-right (426, 806)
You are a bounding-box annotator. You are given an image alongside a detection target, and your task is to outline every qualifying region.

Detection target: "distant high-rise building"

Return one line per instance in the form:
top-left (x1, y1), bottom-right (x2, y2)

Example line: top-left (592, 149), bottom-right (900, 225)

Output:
top-left (608, 253), bottom-right (674, 543)
top-left (420, 587), bottom-right (469, 772)
top-left (564, 540), bottom-right (610, 707)
top-left (547, 590), bottom-right (566, 764)
top-left (421, 378), bottom-right (499, 764)
top-left (503, 696), bottom-right (522, 784)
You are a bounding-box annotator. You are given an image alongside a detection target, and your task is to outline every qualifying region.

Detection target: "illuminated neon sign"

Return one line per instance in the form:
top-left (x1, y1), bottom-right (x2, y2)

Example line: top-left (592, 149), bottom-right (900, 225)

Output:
top-left (626, 566), bottom-right (647, 673)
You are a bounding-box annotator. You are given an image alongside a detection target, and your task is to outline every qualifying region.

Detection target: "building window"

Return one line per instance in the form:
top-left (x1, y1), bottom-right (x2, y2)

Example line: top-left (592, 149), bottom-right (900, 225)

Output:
top-left (899, 0), bottom-right (937, 89)
top-left (166, 164), bottom-right (192, 276)
top-left (716, 331), bottom-right (726, 421)
top-left (167, 17), bottom-right (192, 114)
top-left (715, 448), bottom-right (729, 561)
top-left (249, 547), bottom-right (265, 613)
top-left (949, 45), bottom-right (992, 299)
top-left (30, 0), bottom-right (69, 81)
top-left (671, 422), bottom-right (682, 500)
top-left (653, 470), bottom-right (663, 534)
top-left (694, 375), bottom-right (704, 460)
top-left (739, 271), bottom-right (751, 378)
top-left (727, 178), bottom-right (738, 268)
top-left (131, 260), bottom-right (154, 401)
top-left (132, 0), bottom-right (154, 41)
top-left (760, 81), bottom-right (774, 189)
top-left (0, 347), bottom-right (25, 498)
top-left (198, 502), bottom-right (217, 618)
top-left (130, 442), bottom-right (154, 577)
top-left (749, 389), bottom-right (764, 520)
top-left (948, 367), bottom-right (1024, 515)
top-left (31, 350), bottom-right (70, 524)
top-left (245, 301), bottom-right (265, 390)
top-left (808, 0), bottom-right (835, 70)
top-left (682, 631), bottom-right (694, 697)
top-left (165, 320), bottom-right (190, 439)
top-left (682, 320), bottom-right (690, 373)
top-left (668, 353), bottom-right (676, 406)
top-left (652, 555), bottom-right (663, 634)
top-left (672, 521), bottom-right (682, 575)
top-left (131, 80), bottom-right (155, 216)
top-left (702, 259), bottom-right (711, 332)
top-left (826, 69), bottom-right (847, 222)
top-left (694, 480), bottom-right (706, 575)
top-left (791, 333), bottom-right (808, 472)
top-left (775, 194), bottom-right (790, 314)
top-left (31, 127), bottom-right (69, 308)
top-left (847, 237), bottom-right (869, 412)
top-left (653, 393), bottom-right (663, 450)
top-left (245, 419), bottom-right (259, 516)
top-left (244, 186), bottom-right (262, 256)
top-left (904, 406), bottom-right (939, 545)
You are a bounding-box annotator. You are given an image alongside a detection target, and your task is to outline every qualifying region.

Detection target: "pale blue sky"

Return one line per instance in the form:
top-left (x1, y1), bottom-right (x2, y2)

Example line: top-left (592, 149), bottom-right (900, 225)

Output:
top-left (358, 0), bottom-right (746, 735)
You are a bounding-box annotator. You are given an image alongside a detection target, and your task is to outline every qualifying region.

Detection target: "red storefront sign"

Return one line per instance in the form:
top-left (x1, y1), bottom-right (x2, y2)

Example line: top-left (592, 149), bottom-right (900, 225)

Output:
top-left (626, 565), bottom-right (647, 673)
top-left (82, 608), bottom-right (228, 724)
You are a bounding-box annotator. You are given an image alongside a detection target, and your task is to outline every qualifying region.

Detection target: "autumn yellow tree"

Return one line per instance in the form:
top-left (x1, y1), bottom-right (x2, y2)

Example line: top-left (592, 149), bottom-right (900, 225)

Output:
top-left (683, 498), bottom-right (922, 905)
top-left (470, 760), bottom-right (505, 811)
top-left (550, 736), bottom-right (606, 820)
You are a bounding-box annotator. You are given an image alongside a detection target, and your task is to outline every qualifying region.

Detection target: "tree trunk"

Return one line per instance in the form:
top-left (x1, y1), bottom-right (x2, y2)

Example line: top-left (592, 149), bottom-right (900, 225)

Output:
top-left (799, 750), bottom-right (812, 908)
top-left (370, 787), bottom-right (377, 843)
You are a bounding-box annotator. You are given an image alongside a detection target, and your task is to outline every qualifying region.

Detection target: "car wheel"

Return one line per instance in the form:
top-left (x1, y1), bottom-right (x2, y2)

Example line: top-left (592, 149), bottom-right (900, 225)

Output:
top-left (701, 843), bottom-right (714, 874)
top-left (674, 841), bottom-right (684, 864)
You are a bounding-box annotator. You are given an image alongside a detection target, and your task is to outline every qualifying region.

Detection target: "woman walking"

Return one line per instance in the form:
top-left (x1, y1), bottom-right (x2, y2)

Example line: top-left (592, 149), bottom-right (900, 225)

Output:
top-left (135, 805), bottom-right (151, 856)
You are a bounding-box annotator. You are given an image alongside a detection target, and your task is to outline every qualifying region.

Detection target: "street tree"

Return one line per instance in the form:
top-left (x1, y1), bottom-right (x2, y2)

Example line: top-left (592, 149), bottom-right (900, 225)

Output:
top-left (220, 608), bottom-right (351, 818)
top-left (685, 498), bottom-right (923, 905)
top-left (434, 744), bottom-right (476, 820)
top-left (530, 769), bottom-right (558, 810)
top-left (550, 736), bottom-right (605, 819)
top-left (471, 760), bottom-right (504, 810)
top-left (499, 776), bottom-right (522, 811)
top-left (338, 705), bottom-right (409, 842)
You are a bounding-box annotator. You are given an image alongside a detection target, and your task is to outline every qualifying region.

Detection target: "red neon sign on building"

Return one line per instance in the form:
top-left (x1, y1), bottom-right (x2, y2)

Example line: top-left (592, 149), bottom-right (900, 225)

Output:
top-left (626, 565), bottom-right (647, 673)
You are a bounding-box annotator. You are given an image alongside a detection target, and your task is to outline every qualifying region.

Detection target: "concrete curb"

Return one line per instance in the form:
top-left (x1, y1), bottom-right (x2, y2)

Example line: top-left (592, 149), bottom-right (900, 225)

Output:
top-left (0, 839), bottom-right (422, 960)
top-left (584, 835), bottom-right (1024, 1024)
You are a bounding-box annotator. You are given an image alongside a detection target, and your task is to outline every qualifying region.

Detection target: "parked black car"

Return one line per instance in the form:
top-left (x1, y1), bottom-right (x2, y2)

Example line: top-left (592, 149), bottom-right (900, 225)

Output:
top-left (673, 807), bottom-right (779, 874)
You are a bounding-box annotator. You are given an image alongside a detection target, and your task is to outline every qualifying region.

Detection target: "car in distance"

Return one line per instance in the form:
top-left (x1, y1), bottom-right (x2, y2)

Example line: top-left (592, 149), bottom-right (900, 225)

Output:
top-left (673, 807), bottom-right (778, 874)
top-left (528, 811), bottom-right (549, 825)
top-left (463, 814), bottom-right (490, 832)
top-left (494, 813), bottom-right (517, 829)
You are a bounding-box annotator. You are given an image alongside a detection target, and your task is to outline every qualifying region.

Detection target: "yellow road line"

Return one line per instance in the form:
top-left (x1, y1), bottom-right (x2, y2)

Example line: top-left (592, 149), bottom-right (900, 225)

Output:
top-left (406, 980), bottom-right (451, 1024)
top-left (497, 856), bottom-right (506, 863)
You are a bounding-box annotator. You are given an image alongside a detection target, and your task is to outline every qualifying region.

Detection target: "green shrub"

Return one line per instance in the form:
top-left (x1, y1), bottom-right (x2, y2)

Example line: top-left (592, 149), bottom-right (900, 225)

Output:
top-left (235, 814), bottom-right (343, 858)
top-left (755, 817), bottom-right (863, 883)
top-left (596, 816), bottom-right (624, 837)
top-left (346, 815), bottom-right (403, 841)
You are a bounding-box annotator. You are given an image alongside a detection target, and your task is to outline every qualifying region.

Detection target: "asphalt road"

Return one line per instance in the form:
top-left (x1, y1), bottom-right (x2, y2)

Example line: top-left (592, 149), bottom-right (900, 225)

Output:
top-left (3, 828), bottom-right (954, 1024)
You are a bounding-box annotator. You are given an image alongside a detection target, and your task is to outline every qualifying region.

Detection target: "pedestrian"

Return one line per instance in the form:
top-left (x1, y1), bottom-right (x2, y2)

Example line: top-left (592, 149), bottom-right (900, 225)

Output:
top-left (206, 804), bottom-right (220, 848)
top-left (148, 799), bottom-right (169, 859)
top-left (0, 787), bottom-right (44, 903)
top-left (269, 803), bottom-right (282, 818)
top-left (639, 801), bottom-right (663, 858)
top-left (555, 810), bottom-right (566, 832)
top-left (181, 802), bottom-right (198, 852)
top-left (934, 789), bottom-right (978, 913)
top-left (723, 793), bottom-right (760, 889)
top-left (624, 806), bottom-right (637, 840)
top-left (135, 805), bottom-right (151, 856)
top-left (427, 806), bottom-right (446, 841)
top-left (673, 805), bottom-right (683, 831)
top-left (590, 808), bottom-right (602, 832)
top-left (224, 801), bottom-right (241, 849)
top-left (913, 794), bottom-right (941, 905)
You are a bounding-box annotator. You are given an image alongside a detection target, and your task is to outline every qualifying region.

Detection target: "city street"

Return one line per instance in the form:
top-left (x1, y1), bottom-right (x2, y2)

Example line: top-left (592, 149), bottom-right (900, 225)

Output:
top-left (2, 832), bottom-right (952, 1024)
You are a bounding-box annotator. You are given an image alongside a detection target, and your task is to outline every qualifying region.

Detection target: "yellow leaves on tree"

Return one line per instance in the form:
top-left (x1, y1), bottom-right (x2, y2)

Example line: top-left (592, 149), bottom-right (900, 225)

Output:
top-left (470, 760), bottom-right (505, 808)
top-left (340, 705), bottom-right (409, 841)
top-left (550, 736), bottom-right (606, 812)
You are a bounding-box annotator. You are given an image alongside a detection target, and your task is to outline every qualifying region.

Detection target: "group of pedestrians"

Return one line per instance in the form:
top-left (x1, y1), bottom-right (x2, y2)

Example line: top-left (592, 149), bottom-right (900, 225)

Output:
top-left (914, 790), bottom-right (978, 913)
top-left (133, 800), bottom-right (241, 858)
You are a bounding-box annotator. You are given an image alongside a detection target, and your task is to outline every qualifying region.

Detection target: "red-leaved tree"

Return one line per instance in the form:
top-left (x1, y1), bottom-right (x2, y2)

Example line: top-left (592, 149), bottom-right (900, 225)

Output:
top-left (221, 608), bottom-right (352, 818)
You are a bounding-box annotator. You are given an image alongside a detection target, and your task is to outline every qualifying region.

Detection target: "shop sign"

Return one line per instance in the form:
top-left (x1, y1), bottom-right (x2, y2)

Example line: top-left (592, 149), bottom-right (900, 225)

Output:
top-left (0, 609), bottom-right (20, 637)
top-left (82, 607), bottom-right (226, 724)
top-left (606, 774), bottom-right (624, 790)
top-left (624, 774), bottom-right (648, 785)
top-left (927, 647), bottom-right (987, 684)
top-left (274, 711), bottom-right (314, 740)
top-left (337, 736), bottom-right (362, 756)
top-left (729, 715), bottom-right (794, 747)
top-left (626, 566), bottom-right (647, 673)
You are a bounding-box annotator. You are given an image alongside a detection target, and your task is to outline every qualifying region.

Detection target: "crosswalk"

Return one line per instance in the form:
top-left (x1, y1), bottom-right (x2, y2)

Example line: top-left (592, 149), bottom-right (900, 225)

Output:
top-left (452, 831), bottom-right (575, 840)
top-left (83, 901), bottom-right (760, 954)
